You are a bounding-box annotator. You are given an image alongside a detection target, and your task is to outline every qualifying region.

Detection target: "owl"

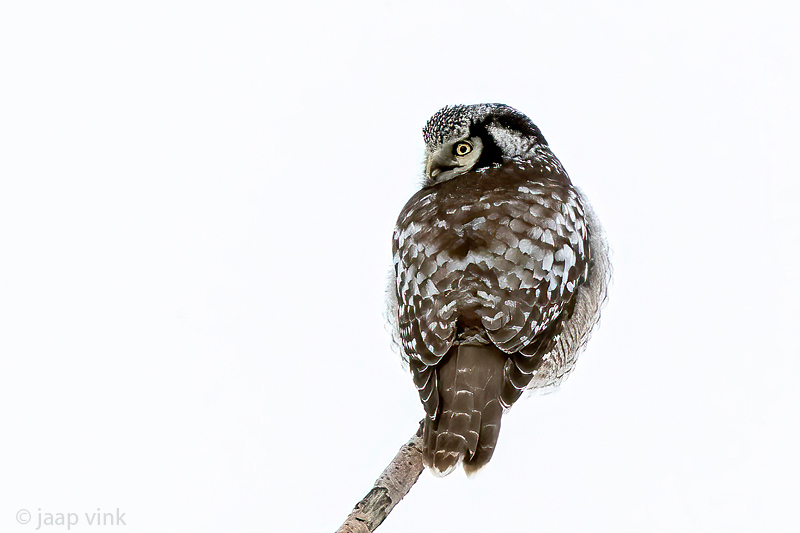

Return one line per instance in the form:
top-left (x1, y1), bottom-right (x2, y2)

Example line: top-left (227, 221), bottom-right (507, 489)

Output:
top-left (387, 104), bottom-right (610, 476)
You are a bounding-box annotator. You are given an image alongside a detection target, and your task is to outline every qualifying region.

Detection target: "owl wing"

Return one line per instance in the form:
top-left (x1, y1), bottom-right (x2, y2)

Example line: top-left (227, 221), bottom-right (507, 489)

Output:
top-left (393, 163), bottom-right (591, 409)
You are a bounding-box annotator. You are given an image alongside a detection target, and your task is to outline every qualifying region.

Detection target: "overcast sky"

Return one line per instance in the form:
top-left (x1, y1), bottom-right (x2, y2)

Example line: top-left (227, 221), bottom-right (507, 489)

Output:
top-left (1, 1), bottom-right (798, 532)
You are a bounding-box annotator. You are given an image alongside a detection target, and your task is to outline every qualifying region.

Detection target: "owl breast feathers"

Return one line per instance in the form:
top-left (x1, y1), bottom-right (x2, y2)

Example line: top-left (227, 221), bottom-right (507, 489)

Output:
top-left (388, 104), bottom-right (610, 476)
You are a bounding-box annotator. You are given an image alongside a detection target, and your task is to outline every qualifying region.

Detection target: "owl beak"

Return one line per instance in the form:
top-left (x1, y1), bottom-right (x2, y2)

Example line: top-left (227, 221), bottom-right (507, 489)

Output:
top-left (426, 151), bottom-right (458, 181)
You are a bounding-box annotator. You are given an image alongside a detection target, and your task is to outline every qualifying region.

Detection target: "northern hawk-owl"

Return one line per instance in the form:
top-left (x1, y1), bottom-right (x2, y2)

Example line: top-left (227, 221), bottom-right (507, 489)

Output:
top-left (388, 103), bottom-right (610, 476)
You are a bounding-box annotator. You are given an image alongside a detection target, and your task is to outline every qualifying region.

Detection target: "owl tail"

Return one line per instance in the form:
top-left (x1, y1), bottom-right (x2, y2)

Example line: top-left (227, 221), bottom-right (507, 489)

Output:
top-left (423, 344), bottom-right (506, 476)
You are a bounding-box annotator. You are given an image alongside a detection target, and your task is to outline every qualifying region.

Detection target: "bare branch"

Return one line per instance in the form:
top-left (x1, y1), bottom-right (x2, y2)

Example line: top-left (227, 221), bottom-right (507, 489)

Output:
top-left (336, 426), bottom-right (424, 532)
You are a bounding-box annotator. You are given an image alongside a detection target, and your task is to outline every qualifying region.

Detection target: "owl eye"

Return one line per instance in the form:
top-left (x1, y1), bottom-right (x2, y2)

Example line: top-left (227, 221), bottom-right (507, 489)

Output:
top-left (453, 141), bottom-right (473, 156)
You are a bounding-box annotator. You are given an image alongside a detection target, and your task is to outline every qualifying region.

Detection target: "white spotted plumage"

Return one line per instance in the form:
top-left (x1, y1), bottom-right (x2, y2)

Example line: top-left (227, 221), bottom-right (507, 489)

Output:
top-left (386, 104), bottom-right (610, 475)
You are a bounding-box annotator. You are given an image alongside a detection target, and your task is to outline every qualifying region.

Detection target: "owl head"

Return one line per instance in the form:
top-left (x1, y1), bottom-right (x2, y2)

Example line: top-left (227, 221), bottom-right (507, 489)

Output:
top-left (421, 103), bottom-right (549, 185)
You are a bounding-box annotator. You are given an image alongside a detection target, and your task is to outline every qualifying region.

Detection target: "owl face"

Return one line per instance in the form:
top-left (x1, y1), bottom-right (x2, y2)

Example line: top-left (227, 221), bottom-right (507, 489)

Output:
top-left (422, 103), bottom-right (549, 185)
top-left (424, 135), bottom-right (484, 183)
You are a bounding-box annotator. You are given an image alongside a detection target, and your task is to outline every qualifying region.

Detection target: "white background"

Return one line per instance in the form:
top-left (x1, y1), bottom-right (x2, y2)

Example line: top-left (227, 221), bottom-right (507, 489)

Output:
top-left (1, 1), bottom-right (798, 531)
